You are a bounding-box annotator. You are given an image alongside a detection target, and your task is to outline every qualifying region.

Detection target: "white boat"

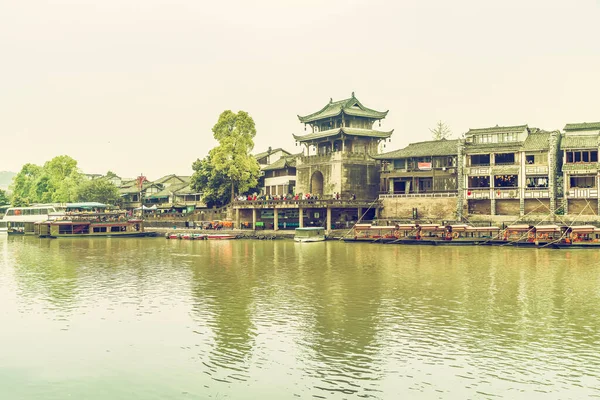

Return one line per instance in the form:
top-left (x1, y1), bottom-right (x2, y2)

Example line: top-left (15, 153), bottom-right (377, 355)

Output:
top-left (2, 204), bottom-right (63, 234)
top-left (294, 227), bottom-right (326, 242)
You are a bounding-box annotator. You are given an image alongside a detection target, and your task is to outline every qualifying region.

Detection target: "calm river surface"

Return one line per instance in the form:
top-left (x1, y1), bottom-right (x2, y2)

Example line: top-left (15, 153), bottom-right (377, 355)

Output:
top-left (1, 236), bottom-right (600, 399)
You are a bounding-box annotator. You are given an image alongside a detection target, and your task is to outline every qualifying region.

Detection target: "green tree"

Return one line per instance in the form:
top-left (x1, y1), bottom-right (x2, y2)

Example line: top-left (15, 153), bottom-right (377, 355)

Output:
top-left (10, 156), bottom-right (84, 204)
top-left (76, 178), bottom-right (121, 205)
top-left (10, 163), bottom-right (43, 204)
top-left (191, 155), bottom-right (230, 208)
top-left (0, 189), bottom-right (9, 205)
top-left (191, 110), bottom-right (261, 205)
top-left (43, 155), bottom-right (83, 202)
top-left (430, 120), bottom-right (452, 140)
top-left (10, 194), bottom-right (29, 207)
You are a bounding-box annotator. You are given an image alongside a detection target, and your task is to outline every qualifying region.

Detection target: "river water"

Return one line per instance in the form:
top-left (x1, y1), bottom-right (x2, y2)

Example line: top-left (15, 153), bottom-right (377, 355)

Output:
top-left (1, 235), bottom-right (599, 399)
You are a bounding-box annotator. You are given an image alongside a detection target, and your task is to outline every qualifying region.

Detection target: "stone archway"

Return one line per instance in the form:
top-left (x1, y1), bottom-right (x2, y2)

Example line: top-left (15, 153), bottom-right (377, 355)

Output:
top-left (310, 171), bottom-right (324, 196)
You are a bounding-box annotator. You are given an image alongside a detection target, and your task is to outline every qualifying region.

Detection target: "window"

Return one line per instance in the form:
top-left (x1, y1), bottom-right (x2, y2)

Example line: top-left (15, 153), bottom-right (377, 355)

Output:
top-left (526, 176), bottom-right (549, 188)
top-left (566, 150), bottom-right (598, 163)
top-left (470, 154), bottom-right (490, 166)
top-left (93, 227), bottom-right (108, 233)
top-left (393, 159), bottom-right (406, 169)
top-left (570, 176), bottom-right (596, 188)
top-left (494, 175), bottom-right (518, 188)
top-left (495, 153), bottom-right (515, 165)
top-left (469, 176), bottom-right (490, 188)
top-left (526, 155), bottom-right (535, 164)
top-left (499, 133), bottom-right (517, 142)
top-left (111, 226), bottom-right (121, 232)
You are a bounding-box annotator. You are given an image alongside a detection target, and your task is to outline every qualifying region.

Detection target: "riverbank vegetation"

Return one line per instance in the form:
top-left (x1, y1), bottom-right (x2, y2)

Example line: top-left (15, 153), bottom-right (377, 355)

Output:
top-left (9, 155), bottom-right (120, 206)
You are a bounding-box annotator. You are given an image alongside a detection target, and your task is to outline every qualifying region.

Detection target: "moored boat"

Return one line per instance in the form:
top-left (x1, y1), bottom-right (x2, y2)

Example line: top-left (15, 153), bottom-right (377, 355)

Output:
top-left (34, 211), bottom-right (151, 238)
top-left (294, 227), bottom-right (326, 242)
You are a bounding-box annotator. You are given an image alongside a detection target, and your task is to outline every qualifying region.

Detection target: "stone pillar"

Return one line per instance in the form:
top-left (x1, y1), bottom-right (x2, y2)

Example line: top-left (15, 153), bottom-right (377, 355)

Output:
top-left (326, 207), bottom-right (332, 233)
top-left (235, 208), bottom-right (240, 229)
top-left (273, 207), bottom-right (279, 231)
top-left (299, 207), bottom-right (304, 228)
top-left (252, 208), bottom-right (257, 230)
top-left (456, 140), bottom-right (465, 221)
top-left (548, 130), bottom-right (559, 220)
top-left (490, 173), bottom-right (496, 216)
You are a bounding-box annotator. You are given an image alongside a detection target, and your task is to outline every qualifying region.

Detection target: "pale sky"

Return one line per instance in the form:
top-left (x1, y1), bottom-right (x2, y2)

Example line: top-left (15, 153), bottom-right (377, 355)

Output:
top-left (1, 0), bottom-right (599, 180)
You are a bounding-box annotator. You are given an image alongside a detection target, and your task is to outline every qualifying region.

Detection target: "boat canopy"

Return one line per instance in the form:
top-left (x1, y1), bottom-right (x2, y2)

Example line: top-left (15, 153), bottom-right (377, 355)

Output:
top-left (535, 225), bottom-right (561, 232)
top-left (570, 225), bottom-right (596, 234)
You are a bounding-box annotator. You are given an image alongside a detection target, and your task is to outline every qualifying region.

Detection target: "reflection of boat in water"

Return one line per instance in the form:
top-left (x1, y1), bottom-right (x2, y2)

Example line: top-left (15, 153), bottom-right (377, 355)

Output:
top-left (294, 227), bottom-right (326, 242)
top-left (35, 211), bottom-right (153, 238)
top-left (343, 222), bottom-right (600, 249)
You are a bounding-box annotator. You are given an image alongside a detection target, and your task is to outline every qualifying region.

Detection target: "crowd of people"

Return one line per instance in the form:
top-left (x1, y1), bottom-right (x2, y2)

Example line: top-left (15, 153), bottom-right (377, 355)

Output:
top-left (236, 192), bottom-right (356, 202)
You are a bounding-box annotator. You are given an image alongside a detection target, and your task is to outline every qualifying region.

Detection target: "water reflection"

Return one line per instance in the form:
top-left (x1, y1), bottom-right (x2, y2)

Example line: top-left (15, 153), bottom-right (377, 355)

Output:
top-left (2, 237), bottom-right (600, 399)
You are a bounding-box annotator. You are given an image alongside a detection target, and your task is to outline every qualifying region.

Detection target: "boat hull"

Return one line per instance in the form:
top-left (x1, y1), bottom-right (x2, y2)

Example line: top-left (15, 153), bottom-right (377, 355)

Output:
top-left (49, 232), bottom-right (153, 238)
top-left (294, 237), bottom-right (325, 242)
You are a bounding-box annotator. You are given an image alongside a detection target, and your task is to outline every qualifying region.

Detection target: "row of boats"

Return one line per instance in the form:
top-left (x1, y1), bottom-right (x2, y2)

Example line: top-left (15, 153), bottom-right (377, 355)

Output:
top-left (343, 223), bottom-right (600, 248)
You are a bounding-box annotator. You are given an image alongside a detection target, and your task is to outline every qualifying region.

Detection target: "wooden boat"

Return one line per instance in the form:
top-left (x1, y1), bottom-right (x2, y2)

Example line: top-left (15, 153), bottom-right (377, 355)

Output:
top-left (551, 225), bottom-right (600, 248)
top-left (343, 224), bottom-right (398, 242)
top-left (206, 233), bottom-right (236, 240)
top-left (34, 211), bottom-right (151, 238)
top-left (294, 227), bottom-right (326, 242)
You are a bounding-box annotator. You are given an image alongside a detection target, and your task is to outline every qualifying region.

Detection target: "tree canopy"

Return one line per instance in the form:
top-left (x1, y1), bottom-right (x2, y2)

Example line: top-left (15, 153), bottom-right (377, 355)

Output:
top-left (11, 155), bottom-right (90, 205)
top-left (191, 110), bottom-right (261, 206)
top-left (75, 178), bottom-right (121, 205)
top-left (430, 120), bottom-right (452, 140)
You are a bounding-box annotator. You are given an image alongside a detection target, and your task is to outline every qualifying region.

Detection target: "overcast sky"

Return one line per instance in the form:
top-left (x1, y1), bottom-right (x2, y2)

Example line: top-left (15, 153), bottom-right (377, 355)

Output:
top-left (1, 0), bottom-right (599, 180)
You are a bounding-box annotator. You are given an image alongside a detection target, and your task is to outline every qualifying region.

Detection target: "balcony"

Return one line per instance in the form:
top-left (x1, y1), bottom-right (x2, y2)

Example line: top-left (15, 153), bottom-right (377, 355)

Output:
top-left (466, 188), bottom-right (491, 199)
top-left (524, 188), bottom-right (550, 199)
top-left (525, 165), bottom-right (549, 174)
top-left (379, 191), bottom-right (457, 199)
top-left (492, 187), bottom-right (519, 199)
top-left (567, 188), bottom-right (598, 199)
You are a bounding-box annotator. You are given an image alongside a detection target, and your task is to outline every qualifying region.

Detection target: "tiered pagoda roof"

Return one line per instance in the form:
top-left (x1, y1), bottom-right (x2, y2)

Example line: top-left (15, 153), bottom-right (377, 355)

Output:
top-left (297, 92), bottom-right (388, 124)
top-left (293, 127), bottom-right (393, 143)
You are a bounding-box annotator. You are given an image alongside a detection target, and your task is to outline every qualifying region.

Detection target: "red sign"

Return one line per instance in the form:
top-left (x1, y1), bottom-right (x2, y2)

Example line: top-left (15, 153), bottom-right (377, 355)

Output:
top-left (418, 162), bottom-right (432, 170)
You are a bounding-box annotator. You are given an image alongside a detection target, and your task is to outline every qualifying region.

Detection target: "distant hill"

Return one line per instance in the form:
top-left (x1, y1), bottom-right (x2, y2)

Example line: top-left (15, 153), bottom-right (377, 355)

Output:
top-left (0, 171), bottom-right (16, 191)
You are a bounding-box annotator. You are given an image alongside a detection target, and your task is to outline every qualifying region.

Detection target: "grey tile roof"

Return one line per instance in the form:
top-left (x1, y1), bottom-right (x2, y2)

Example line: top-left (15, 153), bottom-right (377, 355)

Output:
top-left (521, 131), bottom-right (551, 151)
top-left (254, 148), bottom-right (291, 160)
top-left (373, 139), bottom-right (459, 159)
top-left (564, 122), bottom-right (600, 131)
top-left (561, 134), bottom-right (599, 149)
top-left (466, 125), bottom-right (528, 135)
top-left (261, 155), bottom-right (298, 171)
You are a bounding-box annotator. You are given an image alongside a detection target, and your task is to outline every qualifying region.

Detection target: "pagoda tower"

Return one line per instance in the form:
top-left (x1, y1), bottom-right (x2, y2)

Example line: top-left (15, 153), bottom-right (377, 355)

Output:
top-left (293, 92), bottom-right (393, 200)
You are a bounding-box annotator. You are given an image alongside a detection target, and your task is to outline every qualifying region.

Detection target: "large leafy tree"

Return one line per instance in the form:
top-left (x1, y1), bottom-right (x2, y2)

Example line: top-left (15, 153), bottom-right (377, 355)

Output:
top-left (10, 163), bottom-right (43, 205)
top-left (191, 110), bottom-right (261, 205)
top-left (10, 156), bottom-right (83, 204)
top-left (43, 155), bottom-right (83, 202)
top-left (75, 178), bottom-right (121, 205)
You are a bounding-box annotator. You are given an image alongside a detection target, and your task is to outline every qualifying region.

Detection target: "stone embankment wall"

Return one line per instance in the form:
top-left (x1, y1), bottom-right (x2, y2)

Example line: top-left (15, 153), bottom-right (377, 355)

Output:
top-left (380, 197), bottom-right (457, 220)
